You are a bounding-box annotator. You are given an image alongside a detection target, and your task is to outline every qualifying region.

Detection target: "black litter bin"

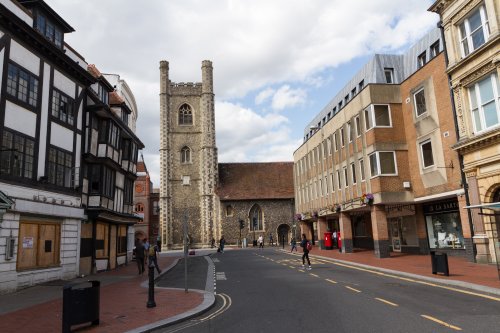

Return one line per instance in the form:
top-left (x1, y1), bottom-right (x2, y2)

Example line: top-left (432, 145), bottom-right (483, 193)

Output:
top-left (62, 280), bottom-right (100, 333)
top-left (430, 251), bottom-right (449, 276)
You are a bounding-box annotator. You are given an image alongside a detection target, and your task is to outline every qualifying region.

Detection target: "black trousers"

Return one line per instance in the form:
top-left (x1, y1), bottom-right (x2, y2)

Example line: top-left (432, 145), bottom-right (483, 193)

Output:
top-left (136, 257), bottom-right (145, 274)
top-left (302, 251), bottom-right (310, 265)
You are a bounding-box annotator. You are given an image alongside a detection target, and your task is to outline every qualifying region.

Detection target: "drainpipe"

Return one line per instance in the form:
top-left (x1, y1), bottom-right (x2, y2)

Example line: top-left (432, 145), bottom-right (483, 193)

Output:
top-left (438, 20), bottom-right (476, 260)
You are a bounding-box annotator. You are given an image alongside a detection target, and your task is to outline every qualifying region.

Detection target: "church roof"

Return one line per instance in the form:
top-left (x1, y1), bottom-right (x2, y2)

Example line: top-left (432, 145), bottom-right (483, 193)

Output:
top-left (217, 162), bottom-right (294, 201)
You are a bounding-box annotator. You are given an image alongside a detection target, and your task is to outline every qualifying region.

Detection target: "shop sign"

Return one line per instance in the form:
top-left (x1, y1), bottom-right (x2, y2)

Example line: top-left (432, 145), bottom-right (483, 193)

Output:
top-left (423, 200), bottom-right (458, 215)
top-left (23, 237), bottom-right (34, 249)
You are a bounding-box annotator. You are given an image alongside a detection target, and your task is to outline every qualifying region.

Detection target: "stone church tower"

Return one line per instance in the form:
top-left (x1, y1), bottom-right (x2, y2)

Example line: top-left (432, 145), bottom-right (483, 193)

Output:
top-left (159, 60), bottom-right (218, 250)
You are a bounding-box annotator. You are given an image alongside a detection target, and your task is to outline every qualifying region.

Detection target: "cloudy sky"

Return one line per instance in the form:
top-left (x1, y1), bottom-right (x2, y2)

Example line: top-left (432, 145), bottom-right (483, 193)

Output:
top-left (49, 0), bottom-right (438, 186)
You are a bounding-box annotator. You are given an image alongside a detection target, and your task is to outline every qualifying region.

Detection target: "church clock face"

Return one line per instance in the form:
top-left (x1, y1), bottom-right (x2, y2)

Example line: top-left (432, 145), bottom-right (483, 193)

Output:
top-left (135, 183), bottom-right (144, 193)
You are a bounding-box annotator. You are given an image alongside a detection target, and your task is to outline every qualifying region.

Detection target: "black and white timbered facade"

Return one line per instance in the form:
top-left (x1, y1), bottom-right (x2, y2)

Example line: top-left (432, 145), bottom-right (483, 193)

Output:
top-left (0, 0), bottom-right (143, 293)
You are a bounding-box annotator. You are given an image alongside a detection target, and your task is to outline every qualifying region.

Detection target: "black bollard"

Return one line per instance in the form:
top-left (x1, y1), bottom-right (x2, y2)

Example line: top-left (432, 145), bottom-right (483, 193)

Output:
top-left (147, 264), bottom-right (156, 308)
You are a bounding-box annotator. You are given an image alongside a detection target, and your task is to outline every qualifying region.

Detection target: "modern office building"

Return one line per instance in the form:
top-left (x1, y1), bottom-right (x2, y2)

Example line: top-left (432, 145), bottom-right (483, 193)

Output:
top-left (293, 27), bottom-right (471, 259)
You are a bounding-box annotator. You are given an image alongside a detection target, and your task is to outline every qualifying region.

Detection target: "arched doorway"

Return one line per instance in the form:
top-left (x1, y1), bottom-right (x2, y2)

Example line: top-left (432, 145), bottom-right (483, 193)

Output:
top-left (277, 224), bottom-right (290, 246)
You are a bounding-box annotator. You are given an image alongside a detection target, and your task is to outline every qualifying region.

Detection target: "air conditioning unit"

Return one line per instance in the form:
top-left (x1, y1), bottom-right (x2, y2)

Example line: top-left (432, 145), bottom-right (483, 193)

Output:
top-left (5, 237), bottom-right (15, 260)
top-left (403, 181), bottom-right (411, 189)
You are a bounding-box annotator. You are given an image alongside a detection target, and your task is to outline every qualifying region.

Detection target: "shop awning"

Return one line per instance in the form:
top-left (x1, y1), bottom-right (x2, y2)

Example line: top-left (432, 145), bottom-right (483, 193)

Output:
top-left (464, 202), bottom-right (500, 216)
top-left (0, 190), bottom-right (14, 212)
top-left (464, 202), bottom-right (500, 210)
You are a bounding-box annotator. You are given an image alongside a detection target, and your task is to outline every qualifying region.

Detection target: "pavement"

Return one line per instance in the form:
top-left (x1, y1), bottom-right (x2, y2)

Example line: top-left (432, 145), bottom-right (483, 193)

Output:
top-left (1, 245), bottom-right (500, 333)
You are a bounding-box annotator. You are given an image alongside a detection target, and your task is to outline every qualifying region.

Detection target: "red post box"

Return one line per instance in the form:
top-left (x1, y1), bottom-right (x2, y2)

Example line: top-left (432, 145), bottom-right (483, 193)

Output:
top-left (324, 232), bottom-right (332, 249)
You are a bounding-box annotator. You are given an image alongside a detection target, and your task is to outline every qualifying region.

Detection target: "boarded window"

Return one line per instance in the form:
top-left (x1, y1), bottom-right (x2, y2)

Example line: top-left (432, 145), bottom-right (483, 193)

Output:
top-left (17, 221), bottom-right (60, 270)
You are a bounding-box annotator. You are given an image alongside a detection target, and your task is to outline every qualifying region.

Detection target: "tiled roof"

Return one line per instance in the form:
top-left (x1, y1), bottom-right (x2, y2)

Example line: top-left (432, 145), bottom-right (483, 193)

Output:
top-left (137, 161), bottom-right (146, 173)
top-left (217, 162), bottom-right (294, 201)
top-left (87, 64), bottom-right (102, 78)
top-left (109, 91), bottom-right (124, 104)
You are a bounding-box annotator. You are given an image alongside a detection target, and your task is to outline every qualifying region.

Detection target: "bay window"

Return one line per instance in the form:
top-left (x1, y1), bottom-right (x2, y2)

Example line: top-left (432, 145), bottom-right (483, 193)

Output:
top-left (469, 73), bottom-right (500, 133)
top-left (369, 151), bottom-right (397, 177)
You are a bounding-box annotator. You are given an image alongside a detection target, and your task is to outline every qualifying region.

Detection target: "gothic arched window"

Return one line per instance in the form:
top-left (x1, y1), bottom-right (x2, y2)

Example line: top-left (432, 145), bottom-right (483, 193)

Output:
top-left (179, 104), bottom-right (193, 125)
top-left (181, 146), bottom-right (191, 164)
top-left (249, 204), bottom-right (263, 231)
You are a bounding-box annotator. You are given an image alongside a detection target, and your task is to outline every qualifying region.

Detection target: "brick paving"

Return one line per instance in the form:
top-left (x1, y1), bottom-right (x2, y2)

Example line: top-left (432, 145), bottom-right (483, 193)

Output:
top-left (0, 256), bottom-right (204, 333)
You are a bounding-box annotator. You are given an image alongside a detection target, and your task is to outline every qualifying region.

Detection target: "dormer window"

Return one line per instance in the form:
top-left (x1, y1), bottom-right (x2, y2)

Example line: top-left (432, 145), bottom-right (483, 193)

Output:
top-left (35, 14), bottom-right (63, 49)
top-left (91, 83), bottom-right (109, 104)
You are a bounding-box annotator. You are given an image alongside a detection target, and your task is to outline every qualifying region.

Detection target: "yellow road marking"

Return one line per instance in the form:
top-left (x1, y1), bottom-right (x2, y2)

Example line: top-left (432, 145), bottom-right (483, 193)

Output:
top-left (421, 315), bottom-right (462, 331)
top-left (345, 286), bottom-right (361, 293)
top-left (311, 257), bottom-right (500, 302)
top-left (310, 273), bottom-right (319, 278)
top-left (326, 279), bottom-right (337, 284)
top-left (375, 297), bottom-right (398, 307)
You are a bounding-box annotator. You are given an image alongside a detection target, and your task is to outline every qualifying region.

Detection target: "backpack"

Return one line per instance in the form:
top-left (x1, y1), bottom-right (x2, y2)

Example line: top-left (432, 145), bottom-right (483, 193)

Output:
top-left (148, 245), bottom-right (156, 257)
top-left (306, 241), bottom-right (312, 251)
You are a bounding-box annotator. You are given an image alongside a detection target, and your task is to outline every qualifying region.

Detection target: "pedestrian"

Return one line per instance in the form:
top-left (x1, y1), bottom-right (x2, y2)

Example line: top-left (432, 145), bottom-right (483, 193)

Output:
top-left (290, 237), bottom-right (297, 252)
top-left (135, 239), bottom-right (145, 274)
top-left (269, 233), bottom-right (274, 246)
top-left (258, 235), bottom-right (264, 249)
top-left (219, 236), bottom-right (226, 253)
top-left (143, 238), bottom-right (150, 264)
top-left (211, 237), bottom-right (215, 248)
top-left (300, 233), bottom-right (311, 270)
top-left (148, 243), bottom-right (162, 274)
top-left (332, 229), bottom-right (338, 249)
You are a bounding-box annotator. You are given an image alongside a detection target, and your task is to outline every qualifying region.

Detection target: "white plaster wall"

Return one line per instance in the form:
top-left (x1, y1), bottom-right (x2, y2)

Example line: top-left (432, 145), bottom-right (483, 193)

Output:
top-left (0, 0), bottom-right (32, 26)
top-left (63, 46), bottom-right (87, 70)
top-left (38, 64), bottom-right (51, 178)
top-left (76, 87), bottom-right (83, 130)
top-left (53, 69), bottom-right (76, 97)
top-left (4, 101), bottom-right (36, 137)
top-left (50, 122), bottom-right (74, 151)
top-left (10, 40), bottom-right (39, 75)
top-left (0, 49), bottom-right (4, 100)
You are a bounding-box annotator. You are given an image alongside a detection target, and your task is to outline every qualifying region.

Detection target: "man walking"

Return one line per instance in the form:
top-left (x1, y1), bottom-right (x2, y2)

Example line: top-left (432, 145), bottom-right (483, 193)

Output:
top-left (148, 243), bottom-right (162, 274)
top-left (258, 235), bottom-right (264, 249)
top-left (135, 239), bottom-right (145, 274)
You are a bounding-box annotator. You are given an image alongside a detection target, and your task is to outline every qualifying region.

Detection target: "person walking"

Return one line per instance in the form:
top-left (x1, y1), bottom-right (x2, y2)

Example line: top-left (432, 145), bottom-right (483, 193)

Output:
top-left (300, 234), bottom-right (311, 270)
top-left (143, 238), bottom-right (150, 263)
top-left (290, 237), bottom-right (297, 252)
top-left (258, 235), bottom-right (264, 249)
top-left (148, 243), bottom-right (162, 274)
top-left (219, 236), bottom-right (226, 253)
top-left (135, 239), bottom-right (145, 274)
top-left (269, 233), bottom-right (274, 246)
top-left (332, 229), bottom-right (338, 249)
top-left (211, 237), bottom-right (215, 248)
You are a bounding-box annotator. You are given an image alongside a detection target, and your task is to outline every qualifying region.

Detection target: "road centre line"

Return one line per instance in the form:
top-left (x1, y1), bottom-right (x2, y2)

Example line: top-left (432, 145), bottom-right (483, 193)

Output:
top-left (309, 273), bottom-right (319, 278)
top-left (325, 279), bottom-right (338, 284)
top-left (289, 266), bottom-right (295, 269)
top-left (312, 257), bottom-right (500, 302)
top-left (345, 286), bottom-right (362, 293)
top-left (421, 315), bottom-right (462, 331)
top-left (375, 297), bottom-right (398, 307)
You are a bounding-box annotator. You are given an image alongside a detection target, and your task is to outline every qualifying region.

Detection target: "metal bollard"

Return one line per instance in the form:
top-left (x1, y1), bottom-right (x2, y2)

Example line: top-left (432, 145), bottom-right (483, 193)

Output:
top-left (147, 261), bottom-right (156, 308)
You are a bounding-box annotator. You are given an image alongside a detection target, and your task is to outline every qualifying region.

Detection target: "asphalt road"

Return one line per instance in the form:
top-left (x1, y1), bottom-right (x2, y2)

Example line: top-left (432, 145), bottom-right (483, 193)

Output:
top-left (157, 248), bottom-right (500, 333)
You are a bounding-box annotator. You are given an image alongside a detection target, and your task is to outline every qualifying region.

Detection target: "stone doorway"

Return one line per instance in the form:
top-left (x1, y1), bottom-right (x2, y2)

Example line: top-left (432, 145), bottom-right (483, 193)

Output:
top-left (277, 224), bottom-right (290, 246)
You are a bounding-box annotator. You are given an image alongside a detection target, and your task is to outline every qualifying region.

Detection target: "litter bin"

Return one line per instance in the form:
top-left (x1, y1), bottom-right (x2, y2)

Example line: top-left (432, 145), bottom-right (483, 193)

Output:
top-left (62, 280), bottom-right (100, 333)
top-left (242, 238), bottom-right (247, 248)
top-left (253, 240), bottom-right (258, 246)
top-left (430, 251), bottom-right (449, 276)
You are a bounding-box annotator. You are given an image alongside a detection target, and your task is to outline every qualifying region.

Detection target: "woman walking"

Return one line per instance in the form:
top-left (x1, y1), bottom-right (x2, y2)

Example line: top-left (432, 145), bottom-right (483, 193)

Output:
top-left (300, 234), bottom-right (311, 270)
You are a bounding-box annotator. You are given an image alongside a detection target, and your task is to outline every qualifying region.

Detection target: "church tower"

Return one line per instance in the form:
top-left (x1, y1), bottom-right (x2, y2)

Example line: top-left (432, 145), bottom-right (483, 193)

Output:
top-left (159, 61), bottom-right (218, 250)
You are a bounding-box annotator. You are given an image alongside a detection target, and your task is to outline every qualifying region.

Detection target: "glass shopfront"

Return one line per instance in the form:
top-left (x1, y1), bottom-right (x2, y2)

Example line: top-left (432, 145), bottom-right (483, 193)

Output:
top-left (424, 199), bottom-right (464, 249)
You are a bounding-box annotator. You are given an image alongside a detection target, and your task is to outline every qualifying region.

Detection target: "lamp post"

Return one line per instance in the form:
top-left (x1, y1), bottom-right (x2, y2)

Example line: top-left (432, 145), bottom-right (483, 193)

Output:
top-left (183, 213), bottom-right (188, 293)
